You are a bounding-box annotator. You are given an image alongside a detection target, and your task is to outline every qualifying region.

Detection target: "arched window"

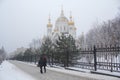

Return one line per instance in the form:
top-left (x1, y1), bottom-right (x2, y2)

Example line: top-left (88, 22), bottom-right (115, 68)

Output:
top-left (64, 26), bottom-right (65, 31)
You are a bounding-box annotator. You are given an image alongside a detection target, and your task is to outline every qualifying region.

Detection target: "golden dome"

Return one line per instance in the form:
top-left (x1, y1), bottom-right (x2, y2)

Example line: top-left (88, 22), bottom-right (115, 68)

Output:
top-left (55, 7), bottom-right (69, 24)
top-left (68, 21), bottom-right (74, 25)
top-left (56, 16), bottom-right (68, 23)
top-left (47, 23), bottom-right (52, 27)
top-left (68, 12), bottom-right (74, 25)
top-left (47, 14), bottom-right (52, 27)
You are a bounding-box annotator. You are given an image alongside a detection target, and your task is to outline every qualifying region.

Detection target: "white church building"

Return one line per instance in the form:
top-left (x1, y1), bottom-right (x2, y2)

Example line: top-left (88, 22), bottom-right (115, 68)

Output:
top-left (46, 8), bottom-right (77, 41)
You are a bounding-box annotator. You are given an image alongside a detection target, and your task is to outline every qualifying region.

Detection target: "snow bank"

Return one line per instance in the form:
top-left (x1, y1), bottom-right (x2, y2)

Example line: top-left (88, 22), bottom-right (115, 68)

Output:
top-left (0, 61), bottom-right (35, 80)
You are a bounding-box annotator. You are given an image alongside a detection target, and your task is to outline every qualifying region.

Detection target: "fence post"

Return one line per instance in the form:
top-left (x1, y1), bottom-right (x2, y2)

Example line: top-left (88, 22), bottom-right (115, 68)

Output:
top-left (94, 45), bottom-right (97, 71)
top-left (52, 53), bottom-right (53, 65)
top-left (110, 45), bottom-right (113, 72)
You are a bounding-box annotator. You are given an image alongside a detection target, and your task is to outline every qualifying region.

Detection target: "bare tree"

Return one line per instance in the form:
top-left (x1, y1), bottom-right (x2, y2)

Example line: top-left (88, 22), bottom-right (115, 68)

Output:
top-left (85, 13), bottom-right (120, 47)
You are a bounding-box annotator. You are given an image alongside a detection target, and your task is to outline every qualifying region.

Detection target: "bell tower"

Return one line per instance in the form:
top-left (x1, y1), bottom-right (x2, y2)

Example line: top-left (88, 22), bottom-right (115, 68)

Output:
top-left (47, 14), bottom-right (52, 37)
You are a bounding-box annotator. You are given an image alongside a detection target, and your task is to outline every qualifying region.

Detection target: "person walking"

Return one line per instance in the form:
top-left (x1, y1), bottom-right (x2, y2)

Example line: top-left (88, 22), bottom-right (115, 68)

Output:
top-left (38, 55), bottom-right (47, 74)
top-left (43, 55), bottom-right (47, 73)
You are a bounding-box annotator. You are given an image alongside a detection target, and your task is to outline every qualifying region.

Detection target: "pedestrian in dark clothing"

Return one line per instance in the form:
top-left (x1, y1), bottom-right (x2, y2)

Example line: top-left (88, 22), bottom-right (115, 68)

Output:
top-left (42, 56), bottom-right (47, 73)
top-left (38, 55), bottom-right (47, 74)
top-left (38, 57), bottom-right (43, 73)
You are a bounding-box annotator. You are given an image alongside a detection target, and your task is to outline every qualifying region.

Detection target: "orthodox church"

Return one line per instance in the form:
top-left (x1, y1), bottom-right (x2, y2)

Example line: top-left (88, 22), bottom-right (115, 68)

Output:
top-left (46, 8), bottom-right (76, 41)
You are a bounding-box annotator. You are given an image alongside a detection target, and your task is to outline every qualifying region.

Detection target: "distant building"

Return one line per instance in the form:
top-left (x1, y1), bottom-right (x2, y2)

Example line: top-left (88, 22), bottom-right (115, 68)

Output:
top-left (46, 8), bottom-right (76, 41)
top-left (10, 47), bottom-right (26, 57)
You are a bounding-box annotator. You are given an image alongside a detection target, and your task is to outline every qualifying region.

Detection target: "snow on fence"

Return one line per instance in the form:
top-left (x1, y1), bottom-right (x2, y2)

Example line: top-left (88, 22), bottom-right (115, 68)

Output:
top-left (12, 45), bottom-right (120, 73)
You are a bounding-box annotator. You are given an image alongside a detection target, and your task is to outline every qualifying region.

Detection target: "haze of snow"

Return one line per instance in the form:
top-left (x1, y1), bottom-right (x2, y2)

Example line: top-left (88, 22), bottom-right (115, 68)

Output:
top-left (0, 61), bottom-right (35, 80)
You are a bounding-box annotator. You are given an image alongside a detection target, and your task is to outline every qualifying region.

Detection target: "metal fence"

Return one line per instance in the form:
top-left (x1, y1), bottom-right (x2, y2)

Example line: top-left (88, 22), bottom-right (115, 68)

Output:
top-left (70, 45), bottom-right (120, 72)
top-left (13, 45), bottom-right (120, 73)
top-left (96, 45), bottom-right (120, 72)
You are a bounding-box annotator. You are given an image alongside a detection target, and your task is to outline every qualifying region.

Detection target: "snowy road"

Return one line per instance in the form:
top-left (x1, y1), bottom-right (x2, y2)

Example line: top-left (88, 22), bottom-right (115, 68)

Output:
top-left (9, 60), bottom-right (97, 80)
top-left (9, 60), bottom-right (120, 80)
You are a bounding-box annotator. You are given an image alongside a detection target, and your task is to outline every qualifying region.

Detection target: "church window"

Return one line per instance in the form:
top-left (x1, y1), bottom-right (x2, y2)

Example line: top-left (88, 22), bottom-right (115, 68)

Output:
top-left (64, 26), bottom-right (65, 31)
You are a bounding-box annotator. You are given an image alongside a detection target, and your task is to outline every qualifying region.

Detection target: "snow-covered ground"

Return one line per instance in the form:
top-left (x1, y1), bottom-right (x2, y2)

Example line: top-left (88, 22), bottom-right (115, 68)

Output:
top-left (18, 61), bottom-right (120, 80)
top-left (0, 61), bottom-right (35, 80)
top-left (1, 60), bottom-right (119, 80)
top-left (47, 66), bottom-right (120, 80)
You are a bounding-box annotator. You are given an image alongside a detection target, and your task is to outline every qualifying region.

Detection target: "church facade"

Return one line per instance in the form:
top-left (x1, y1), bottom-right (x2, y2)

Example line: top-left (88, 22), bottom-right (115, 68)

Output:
top-left (46, 8), bottom-right (76, 41)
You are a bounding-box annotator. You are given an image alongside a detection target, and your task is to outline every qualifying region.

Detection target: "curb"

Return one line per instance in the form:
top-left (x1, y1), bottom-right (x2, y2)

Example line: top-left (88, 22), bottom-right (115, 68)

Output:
top-left (91, 71), bottom-right (120, 78)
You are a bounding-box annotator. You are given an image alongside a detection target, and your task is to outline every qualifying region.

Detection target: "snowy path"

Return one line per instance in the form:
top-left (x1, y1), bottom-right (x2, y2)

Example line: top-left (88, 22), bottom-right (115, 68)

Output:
top-left (0, 61), bottom-right (35, 80)
top-left (9, 60), bottom-right (120, 80)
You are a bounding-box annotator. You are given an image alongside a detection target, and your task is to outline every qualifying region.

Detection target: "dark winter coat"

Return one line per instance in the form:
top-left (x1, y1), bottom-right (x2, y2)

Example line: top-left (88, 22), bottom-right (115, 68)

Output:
top-left (43, 57), bottom-right (47, 66)
top-left (38, 56), bottom-right (47, 67)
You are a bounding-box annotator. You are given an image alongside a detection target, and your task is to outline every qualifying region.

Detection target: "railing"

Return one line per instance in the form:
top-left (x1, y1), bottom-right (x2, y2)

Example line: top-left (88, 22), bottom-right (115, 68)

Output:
top-left (12, 45), bottom-right (120, 73)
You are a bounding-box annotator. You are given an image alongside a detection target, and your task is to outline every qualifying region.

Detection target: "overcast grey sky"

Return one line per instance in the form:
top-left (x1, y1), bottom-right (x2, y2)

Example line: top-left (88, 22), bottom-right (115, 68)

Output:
top-left (0, 0), bottom-right (120, 53)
